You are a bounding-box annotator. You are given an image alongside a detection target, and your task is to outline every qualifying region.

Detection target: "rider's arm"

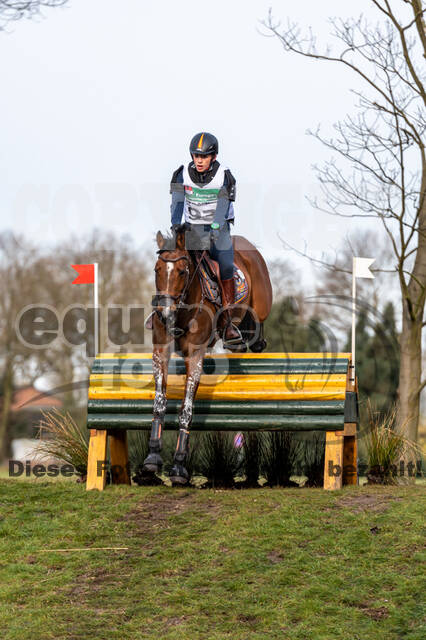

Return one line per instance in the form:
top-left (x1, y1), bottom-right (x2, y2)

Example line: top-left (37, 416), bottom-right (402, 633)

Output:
top-left (170, 165), bottom-right (184, 225)
top-left (211, 169), bottom-right (236, 229)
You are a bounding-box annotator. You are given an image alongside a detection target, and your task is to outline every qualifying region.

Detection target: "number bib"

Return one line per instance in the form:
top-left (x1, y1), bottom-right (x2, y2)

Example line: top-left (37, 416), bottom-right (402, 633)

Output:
top-left (182, 164), bottom-right (234, 225)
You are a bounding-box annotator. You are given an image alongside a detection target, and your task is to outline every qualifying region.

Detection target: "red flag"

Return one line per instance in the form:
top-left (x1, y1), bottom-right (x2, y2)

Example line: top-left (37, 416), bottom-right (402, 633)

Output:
top-left (71, 264), bottom-right (95, 284)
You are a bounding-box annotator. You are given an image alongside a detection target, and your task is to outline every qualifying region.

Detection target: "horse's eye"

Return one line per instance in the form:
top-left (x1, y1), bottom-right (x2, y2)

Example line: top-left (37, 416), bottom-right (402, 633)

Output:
top-left (179, 269), bottom-right (187, 276)
top-left (154, 267), bottom-right (160, 273)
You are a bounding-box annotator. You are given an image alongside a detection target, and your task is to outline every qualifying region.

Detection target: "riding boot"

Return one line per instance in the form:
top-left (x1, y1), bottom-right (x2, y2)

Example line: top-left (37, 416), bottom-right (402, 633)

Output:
top-left (169, 428), bottom-right (190, 485)
top-left (219, 278), bottom-right (244, 346)
top-left (142, 418), bottom-right (164, 472)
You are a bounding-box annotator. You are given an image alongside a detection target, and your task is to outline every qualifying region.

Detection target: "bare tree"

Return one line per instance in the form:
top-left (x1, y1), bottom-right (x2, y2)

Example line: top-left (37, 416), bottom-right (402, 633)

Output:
top-left (0, 229), bottom-right (153, 460)
top-left (308, 229), bottom-right (395, 332)
top-left (33, 229), bottom-right (153, 412)
top-left (0, 232), bottom-right (46, 458)
top-left (0, 0), bottom-right (67, 30)
top-left (267, 257), bottom-right (301, 300)
top-left (265, 0), bottom-right (426, 442)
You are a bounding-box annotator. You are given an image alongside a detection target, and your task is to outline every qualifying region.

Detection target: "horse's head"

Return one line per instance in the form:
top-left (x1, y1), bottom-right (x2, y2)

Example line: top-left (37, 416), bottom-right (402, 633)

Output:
top-left (152, 227), bottom-right (191, 333)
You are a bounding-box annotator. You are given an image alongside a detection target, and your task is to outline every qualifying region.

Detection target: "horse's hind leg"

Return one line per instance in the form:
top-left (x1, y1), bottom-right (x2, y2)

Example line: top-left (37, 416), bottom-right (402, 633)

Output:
top-left (143, 346), bottom-right (170, 475)
top-left (239, 311), bottom-right (267, 353)
top-left (170, 349), bottom-right (205, 485)
top-left (250, 322), bottom-right (267, 353)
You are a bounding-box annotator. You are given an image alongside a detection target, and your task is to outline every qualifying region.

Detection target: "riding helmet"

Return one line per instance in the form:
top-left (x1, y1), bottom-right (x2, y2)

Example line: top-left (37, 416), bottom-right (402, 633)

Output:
top-left (189, 132), bottom-right (219, 157)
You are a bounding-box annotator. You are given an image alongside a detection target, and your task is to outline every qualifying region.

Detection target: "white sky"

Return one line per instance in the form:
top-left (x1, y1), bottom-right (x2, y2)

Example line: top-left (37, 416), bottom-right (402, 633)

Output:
top-left (0, 0), bottom-right (383, 280)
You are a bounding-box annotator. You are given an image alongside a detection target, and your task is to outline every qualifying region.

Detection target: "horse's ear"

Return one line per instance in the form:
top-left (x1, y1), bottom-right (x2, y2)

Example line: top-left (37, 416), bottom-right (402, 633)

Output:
top-left (176, 229), bottom-right (186, 250)
top-left (156, 231), bottom-right (165, 250)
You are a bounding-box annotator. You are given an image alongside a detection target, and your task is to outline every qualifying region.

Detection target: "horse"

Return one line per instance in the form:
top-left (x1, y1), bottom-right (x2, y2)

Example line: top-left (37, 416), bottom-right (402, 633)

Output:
top-left (143, 224), bottom-right (272, 484)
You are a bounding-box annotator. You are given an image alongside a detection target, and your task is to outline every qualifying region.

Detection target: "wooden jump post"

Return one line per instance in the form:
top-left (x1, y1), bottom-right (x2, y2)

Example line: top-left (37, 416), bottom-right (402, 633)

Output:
top-left (86, 352), bottom-right (359, 491)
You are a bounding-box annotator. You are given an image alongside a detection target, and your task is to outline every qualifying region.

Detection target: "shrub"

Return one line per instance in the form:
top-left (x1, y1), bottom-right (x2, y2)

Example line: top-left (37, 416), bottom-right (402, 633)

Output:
top-left (365, 403), bottom-right (420, 484)
top-left (36, 408), bottom-right (89, 479)
top-left (300, 432), bottom-right (325, 487)
top-left (196, 431), bottom-right (243, 488)
top-left (240, 431), bottom-right (264, 487)
top-left (261, 431), bottom-right (301, 487)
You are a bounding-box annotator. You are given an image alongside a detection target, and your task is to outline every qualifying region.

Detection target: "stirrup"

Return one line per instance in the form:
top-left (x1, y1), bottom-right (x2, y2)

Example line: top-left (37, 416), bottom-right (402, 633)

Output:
top-left (144, 311), bottom-right (155, 330)
top-left (222, 323), bottom-right (244, 346)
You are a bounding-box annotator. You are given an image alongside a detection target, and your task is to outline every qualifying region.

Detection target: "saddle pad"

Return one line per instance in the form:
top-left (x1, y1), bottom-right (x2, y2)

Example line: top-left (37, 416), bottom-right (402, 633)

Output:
top-left (198, 263), bottom-right (249, 306)
top-left (199, 264), bottom-right (221, 303)
top-left (234, 266), bottom-right (249, 304)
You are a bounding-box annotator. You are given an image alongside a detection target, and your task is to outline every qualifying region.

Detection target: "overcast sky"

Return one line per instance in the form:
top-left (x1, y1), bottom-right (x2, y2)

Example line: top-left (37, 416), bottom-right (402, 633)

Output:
top-left (0, 0), bottom-right (381, 278)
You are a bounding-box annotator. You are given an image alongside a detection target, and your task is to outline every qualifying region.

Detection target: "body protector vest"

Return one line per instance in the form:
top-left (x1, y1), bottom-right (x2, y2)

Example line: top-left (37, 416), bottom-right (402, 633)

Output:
top-left (182, 163), bottom-right (235, 225)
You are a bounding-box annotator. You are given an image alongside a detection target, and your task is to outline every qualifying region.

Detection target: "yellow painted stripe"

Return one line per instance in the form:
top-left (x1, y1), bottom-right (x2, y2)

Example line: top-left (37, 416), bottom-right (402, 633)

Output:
top-left (89, 374), bottom-right (346, 402)
top-left (89, 387), bottom-right (345, 401)
top-left (97, 353), bottom-right (153, 360)
top-left (90, 373), bottom-right (346, 387)
top-left (96, 352), bottom-right (351, 361)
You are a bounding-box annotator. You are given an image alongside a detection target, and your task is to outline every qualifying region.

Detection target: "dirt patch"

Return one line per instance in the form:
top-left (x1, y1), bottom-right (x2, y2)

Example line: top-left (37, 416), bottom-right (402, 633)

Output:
top-left (267, 551), bottom-right (284, 564)
top-left (237, 614), bottom-right (259, 626)
top-left (337, 493), bottom-right (402, 514)
top-left (356, 603), bottom-right (389, 620)
top-left (164, 615), bottom-right (187, 628)
top-left (67, 566), bottom-right (128, 600)
top-left (124, 490), bottom-right (221, 538)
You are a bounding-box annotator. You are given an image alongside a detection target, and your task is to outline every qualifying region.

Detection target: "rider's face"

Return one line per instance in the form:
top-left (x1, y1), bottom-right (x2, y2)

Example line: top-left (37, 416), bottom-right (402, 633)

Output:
top-left (192, 153), bottom-right (215, 172)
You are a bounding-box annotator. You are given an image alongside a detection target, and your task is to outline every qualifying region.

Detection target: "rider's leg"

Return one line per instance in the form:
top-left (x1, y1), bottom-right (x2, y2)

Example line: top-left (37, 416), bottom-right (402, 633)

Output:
top-left (209, 224), bottom-right (244, 345)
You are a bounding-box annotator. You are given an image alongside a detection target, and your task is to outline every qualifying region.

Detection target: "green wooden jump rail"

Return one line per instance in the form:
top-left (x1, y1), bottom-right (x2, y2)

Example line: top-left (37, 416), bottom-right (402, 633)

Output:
top-left (86, 352), bottom-right (359, 491)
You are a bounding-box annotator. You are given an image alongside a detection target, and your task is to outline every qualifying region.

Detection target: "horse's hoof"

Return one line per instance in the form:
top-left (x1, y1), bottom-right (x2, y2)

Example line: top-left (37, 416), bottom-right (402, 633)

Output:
top-left (169, 463), bottom-right (189, 485)
top-left (250, 339), bottom-right (267, 353)
top-left (142, 452), bottom-right (163, 473)
top-left (132, 471), bottom-right (164, 486)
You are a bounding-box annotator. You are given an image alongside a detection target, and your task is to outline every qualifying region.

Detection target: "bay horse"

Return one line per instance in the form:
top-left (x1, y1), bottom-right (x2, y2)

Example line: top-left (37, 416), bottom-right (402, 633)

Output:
top-left (143, 224), bottom-right (272, 484)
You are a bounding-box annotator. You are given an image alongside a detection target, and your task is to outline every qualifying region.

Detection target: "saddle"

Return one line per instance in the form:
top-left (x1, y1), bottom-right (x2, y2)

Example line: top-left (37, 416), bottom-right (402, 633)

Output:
top-left (145, 250), bottom-right (249, 330)
top-left (193, 250), bottom-right (249, 308)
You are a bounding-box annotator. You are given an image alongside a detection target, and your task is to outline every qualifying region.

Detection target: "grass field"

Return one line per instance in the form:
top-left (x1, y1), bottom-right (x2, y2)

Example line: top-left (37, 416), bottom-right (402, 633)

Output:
top-left (0, 480), bottom-right (424, 640)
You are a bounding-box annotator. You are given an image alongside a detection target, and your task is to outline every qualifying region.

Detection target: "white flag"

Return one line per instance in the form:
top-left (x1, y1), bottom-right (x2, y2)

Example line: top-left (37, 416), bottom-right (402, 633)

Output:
top-left (353, 257), bottom-right (375, 279)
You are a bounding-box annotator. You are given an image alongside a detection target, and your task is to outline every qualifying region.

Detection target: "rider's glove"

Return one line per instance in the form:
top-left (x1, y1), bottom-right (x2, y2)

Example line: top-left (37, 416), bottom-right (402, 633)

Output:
top-left (170, 223), bottom-right (180, 235)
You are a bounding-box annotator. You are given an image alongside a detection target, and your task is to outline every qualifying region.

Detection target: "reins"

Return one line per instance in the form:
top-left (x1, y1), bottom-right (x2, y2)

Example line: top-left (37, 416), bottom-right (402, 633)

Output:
top-left (153, 250), bottom-right (207, 337)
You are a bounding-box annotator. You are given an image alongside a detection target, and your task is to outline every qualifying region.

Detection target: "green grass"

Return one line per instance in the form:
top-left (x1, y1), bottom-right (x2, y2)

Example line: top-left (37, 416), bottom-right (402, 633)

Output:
top-left (0, 480), bottom-right (424, 640)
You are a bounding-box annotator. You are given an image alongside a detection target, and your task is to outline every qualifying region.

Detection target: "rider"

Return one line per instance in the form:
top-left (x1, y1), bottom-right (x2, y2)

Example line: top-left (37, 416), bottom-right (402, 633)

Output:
top-left (170, 132), bottom-right (243, 347)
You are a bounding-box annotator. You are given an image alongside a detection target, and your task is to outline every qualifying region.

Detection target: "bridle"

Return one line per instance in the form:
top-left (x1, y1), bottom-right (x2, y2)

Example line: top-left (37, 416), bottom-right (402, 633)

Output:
top-left (151, 250), bottom-right (206, 337)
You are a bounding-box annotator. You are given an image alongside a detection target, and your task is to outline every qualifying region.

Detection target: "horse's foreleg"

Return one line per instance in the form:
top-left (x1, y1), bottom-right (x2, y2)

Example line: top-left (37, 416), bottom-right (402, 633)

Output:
top-left (143, 346), bottom-right (170, 473)
top-left (170, 350), bottom-right (205, 485)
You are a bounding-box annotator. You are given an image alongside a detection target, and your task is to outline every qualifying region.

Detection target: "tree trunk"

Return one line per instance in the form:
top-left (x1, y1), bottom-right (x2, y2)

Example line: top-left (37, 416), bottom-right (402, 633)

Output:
top-left (0, 359), bottom-right (14, 461)
top-left (397, 159), bottom-right (426, 443)
top-left (397, 303), bottom-right (422, 442)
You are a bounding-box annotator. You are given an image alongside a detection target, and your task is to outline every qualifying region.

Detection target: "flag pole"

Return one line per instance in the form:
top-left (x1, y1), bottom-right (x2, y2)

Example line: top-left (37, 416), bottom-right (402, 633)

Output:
top-left (94, 262), bottom-right (99, 356)
top-left (350, 257), bottom-right (356, 384)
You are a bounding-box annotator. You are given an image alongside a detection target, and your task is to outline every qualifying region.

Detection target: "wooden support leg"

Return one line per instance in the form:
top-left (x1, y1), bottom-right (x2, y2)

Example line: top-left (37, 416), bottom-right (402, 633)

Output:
top-left (109, 429), bottom-right (131, 485)
top-left (323, 431), bottom-right (344, 490)
top-left (343, 435), bottom-right (358, 486)
top-left (86, 429), bottom-right (108, 491)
